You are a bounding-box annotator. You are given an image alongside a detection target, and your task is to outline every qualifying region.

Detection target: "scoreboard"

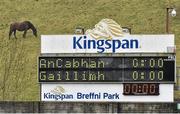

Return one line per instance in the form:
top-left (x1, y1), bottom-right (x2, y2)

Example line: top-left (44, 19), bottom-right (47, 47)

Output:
top-left (38, 56), bottom-right (175, 83)
top-left (40, 35), bottom-right (175, 102)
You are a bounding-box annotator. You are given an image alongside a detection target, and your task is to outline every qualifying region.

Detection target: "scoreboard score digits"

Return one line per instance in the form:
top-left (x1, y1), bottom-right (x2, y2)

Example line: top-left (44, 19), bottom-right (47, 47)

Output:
top-left (38, 56), bottom-right (175, 83)
top-left (123, 83), bottom-right (159, 95)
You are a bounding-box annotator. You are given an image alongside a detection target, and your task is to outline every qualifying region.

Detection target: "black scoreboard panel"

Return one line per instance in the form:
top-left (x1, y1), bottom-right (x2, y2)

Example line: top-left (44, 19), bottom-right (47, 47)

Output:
top-left (39, 56), bottom-right (174, 69)
top-left (38, 56), bottom-right (175, 83)
top-left (123, 83), bottom-right (159, 95)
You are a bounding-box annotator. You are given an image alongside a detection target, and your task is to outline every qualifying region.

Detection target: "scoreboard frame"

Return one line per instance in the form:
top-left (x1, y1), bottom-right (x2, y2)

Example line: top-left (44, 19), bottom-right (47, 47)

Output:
top-left (40, 35), bottom-right (175, 102)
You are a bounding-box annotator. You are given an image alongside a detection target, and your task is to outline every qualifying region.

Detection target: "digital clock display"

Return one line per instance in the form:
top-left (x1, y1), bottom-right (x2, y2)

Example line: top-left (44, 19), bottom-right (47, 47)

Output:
top-left (38, 56), bottom-right (175, 83)
top-left (123, 83), bottom-right (159, 95)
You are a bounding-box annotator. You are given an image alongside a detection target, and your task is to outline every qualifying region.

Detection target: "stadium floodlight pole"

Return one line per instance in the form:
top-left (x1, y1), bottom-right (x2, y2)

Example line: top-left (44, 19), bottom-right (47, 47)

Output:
top-left (166, 7), bottom-right (176, 33)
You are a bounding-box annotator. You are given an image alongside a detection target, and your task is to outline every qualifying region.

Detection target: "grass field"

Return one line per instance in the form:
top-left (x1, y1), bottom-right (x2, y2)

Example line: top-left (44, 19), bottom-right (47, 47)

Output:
top-left (0, 0), bottom-right (180, 101)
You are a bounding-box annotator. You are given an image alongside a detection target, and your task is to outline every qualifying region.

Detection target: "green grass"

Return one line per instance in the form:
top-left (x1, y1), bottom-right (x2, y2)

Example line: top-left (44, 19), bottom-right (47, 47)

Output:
top-left (175, 91), bottom-right (180, 100)
top-left (0, 0), bottom-right (180, 101)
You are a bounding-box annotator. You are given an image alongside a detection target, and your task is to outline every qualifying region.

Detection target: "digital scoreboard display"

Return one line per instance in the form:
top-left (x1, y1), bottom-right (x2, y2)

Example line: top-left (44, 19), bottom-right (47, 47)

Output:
top-left (38, 56), bottom-right (175, 83)
top-left (123, 83), bottom-right (159, 95)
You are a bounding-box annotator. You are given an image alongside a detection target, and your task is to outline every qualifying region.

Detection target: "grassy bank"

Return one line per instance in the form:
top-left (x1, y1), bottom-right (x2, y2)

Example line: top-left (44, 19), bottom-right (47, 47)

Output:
top-left (0, 0), bottom-right (179, 101)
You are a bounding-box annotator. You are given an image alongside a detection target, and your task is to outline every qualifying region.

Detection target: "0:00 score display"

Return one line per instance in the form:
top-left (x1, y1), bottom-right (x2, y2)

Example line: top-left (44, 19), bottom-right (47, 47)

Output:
top-left (132, 58), bottom-right (163, 68)
top-left (132, 71), bottom-right (163, 81)
top-left (123, 83), bottom-right (159, 95)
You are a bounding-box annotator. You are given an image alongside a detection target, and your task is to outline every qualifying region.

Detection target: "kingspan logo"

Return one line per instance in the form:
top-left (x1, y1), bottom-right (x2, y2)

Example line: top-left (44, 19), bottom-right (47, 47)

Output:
top-left (44, 86), bottom-right (73, 101)
top-left (73, 36), bottom-right (139, 53)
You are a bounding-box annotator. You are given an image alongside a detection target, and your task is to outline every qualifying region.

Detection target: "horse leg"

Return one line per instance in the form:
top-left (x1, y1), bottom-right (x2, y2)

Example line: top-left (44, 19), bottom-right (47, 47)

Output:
top-left (9, 30), bottom-right (13, 39)
top-left (23, 30), bottom-right (27, 38)
top-left (13, 30), bottom-right (17, 39)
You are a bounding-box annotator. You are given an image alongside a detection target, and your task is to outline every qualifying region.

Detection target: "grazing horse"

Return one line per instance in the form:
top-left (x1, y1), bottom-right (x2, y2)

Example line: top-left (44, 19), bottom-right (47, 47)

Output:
top-left (9, 21), bottom-right (37, 39)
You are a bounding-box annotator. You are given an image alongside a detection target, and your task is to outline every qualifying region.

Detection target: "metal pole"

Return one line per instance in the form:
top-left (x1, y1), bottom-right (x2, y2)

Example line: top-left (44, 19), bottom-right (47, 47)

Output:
top-left (166, 8), bottom-right (174, 34)
top-left (166, 8), bottom-right (170, 33)
top-left (82, 28), bottom-right (85, 34)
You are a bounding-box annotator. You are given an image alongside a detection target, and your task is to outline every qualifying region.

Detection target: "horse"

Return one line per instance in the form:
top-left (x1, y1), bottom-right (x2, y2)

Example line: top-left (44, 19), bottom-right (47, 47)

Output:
top-left (9, 21), bottom-right (37, 39)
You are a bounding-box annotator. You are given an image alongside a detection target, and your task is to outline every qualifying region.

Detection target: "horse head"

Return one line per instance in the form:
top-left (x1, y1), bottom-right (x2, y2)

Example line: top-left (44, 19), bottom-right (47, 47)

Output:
top-left (33, 28), bottom-right (37, 37)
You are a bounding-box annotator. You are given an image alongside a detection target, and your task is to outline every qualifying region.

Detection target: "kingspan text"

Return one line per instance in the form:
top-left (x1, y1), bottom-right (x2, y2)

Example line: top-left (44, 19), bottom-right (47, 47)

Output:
top-left (73, 36), bottom-right (139, 53)
top-left (44, 93), bottom-right (73, 101)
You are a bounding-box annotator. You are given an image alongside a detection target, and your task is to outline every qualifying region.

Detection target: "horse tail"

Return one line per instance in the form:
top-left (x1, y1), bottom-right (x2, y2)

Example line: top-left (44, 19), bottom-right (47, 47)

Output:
top-left (25, 21), bottom-right (37, 37)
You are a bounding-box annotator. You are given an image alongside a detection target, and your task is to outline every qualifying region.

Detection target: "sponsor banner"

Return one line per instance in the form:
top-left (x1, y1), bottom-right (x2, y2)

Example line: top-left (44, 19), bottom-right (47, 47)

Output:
top-left (41, 84), bottom-right (173, 102)
top-left (41, 35), bottom-right (174, 53)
